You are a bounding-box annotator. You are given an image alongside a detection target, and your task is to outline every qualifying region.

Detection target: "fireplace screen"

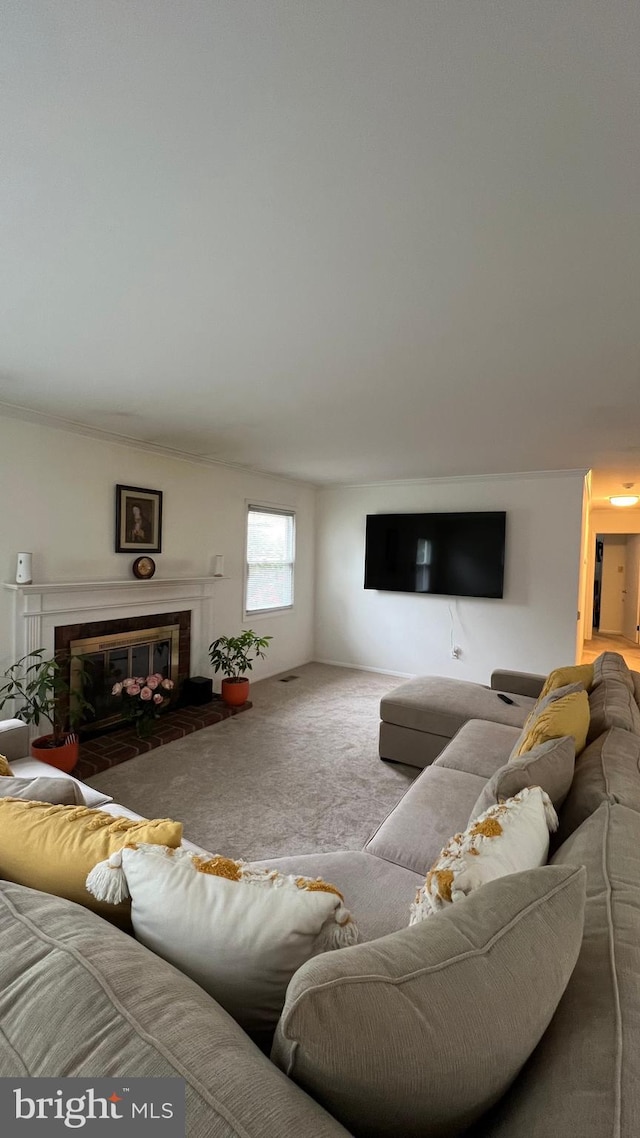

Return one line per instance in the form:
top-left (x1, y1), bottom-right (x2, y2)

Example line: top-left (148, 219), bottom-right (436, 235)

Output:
top-left (70, 625), bottom-right (180, 732)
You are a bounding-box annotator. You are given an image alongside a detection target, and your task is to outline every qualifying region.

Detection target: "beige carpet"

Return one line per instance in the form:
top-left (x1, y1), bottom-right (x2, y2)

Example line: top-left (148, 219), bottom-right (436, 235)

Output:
top-left (86, 663), bottom-right (416, 859)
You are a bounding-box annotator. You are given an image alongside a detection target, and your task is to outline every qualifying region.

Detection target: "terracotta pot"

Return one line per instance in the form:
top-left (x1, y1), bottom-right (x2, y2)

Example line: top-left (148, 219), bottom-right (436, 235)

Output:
top-left (221, 677), bottom-right (250, 707)
top-left (31, 734), bottom-right (80, 774)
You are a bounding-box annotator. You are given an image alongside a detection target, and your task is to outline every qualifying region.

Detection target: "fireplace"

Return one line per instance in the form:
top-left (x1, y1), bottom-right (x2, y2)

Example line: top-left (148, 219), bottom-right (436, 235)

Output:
top-left (5, 576), bottom-right (217, 745)
top-left (55, 611), bottom-right (191, 735)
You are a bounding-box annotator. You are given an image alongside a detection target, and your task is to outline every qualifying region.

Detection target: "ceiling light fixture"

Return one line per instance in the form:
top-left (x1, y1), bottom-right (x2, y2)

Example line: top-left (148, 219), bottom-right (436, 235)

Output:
top-left (609, 483), bottom-right (639, 507)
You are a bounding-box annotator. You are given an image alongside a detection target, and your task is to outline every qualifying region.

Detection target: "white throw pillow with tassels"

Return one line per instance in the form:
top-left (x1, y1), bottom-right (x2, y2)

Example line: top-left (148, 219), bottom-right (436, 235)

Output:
top-left (410, 786), bottom-right (558, 923)
top-left (87, 843), bottom-right (357, 1032)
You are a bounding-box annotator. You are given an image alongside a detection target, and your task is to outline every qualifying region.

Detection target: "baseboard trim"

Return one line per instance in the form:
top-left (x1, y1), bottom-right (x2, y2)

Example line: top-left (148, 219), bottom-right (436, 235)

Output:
top-left (243, 659), bottom-right (315, 687)
top-left (313, 658), bottom-right (415, 679)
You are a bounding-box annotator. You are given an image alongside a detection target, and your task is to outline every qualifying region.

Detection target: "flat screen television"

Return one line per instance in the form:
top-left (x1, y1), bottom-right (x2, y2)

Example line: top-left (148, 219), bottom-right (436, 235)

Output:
top-left (364, 511), bottom-right (506, 598)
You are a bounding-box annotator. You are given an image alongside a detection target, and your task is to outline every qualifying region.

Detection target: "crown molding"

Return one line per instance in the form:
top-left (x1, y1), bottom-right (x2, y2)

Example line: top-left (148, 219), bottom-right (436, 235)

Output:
top-left (0, 400), bottom-right (319, 490)
top-left (320, 468), bottom-right (591, 491)
top-left (0, 400), bottom-right (591, 493)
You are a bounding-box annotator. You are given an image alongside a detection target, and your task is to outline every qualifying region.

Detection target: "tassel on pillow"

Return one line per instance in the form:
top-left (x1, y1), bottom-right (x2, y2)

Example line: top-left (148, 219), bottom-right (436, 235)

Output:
top-left (315, 900), bottom-right (359, 951)
top-left (85, 849), bottom-right (130, 904)
top-left (542, 793), bottom-right (559, 833)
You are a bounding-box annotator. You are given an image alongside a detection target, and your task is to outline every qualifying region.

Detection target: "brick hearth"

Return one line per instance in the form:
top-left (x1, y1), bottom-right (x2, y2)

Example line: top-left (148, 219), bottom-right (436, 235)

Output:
top-left (73, 699), bottom-right (252, 780)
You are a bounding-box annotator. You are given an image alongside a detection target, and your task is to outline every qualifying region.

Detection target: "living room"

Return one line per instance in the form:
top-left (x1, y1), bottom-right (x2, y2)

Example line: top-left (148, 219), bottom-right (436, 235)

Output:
top-left (2, 3), bottom-right (639, 690)
top-left (1, 3), bottom-right (640, 1136)
top-left (0, 412), bottom-right (589, 684)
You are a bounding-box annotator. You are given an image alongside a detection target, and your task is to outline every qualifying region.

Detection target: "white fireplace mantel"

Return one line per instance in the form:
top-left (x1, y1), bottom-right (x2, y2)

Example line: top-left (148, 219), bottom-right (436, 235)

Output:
top-left (3, 577), bottom-right (227, 678)
top-left (3, 576), bottom-right (222, 594)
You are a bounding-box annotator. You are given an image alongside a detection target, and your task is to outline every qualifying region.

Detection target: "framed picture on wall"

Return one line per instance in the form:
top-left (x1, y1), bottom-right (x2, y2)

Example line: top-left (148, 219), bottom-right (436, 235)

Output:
top-left (115, 484), bottom-right (163, 553)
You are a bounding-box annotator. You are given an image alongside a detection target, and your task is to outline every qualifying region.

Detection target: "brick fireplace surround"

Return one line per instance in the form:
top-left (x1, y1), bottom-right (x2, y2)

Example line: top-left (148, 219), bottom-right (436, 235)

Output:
top-left (3, 576), bottom-right (234, 774)
top-left (74, 698), bottom-right (251, 781)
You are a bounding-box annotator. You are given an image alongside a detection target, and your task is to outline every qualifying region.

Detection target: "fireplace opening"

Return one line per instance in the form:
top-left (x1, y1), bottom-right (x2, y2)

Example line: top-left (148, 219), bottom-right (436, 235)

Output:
top-left (70, 625), bottom-right (180, 732)
top-left (55, 611), bottom-right (191, 736)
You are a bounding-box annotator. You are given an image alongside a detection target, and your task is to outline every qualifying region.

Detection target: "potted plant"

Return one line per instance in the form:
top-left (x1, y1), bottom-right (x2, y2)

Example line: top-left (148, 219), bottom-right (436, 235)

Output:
top-left (208, 629), bottom-right (272, 706)
top-left (0, 649), bottom-right (93, 772)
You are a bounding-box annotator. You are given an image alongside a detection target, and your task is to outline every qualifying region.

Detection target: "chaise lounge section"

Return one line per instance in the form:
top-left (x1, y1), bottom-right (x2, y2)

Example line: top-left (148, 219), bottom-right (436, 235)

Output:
top-left (378, 670), bottom-right (545, 767)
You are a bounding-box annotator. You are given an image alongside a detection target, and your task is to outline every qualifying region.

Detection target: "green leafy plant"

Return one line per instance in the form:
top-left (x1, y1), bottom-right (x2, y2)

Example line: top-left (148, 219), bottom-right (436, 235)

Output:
top-left (0, 649), bottom-right (93, 748)
top-left (208, 630), bottom-right (272, 681)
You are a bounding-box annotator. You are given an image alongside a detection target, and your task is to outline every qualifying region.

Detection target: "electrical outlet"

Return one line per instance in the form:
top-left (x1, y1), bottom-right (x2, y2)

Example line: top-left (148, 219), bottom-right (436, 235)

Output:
top-left (451, 646), bottom-right (462, 659)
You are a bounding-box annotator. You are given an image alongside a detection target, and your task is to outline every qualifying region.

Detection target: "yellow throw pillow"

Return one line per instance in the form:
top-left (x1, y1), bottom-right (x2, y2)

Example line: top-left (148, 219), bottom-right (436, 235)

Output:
top-left (0, 754), bottom-right (13, 776)
top-left (514, 690), bottom-right (590, 759)
top-left (0, 801), bottom-right (182, 926)
top-left (539, 664), bottom-right (594, 700)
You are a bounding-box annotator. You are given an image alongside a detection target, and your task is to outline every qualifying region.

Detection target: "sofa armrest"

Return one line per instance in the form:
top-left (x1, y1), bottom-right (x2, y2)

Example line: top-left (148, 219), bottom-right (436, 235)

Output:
top-left (0, 718), bottom-right (29, 762)
top-left (490, 670), bottom-right (546, 699)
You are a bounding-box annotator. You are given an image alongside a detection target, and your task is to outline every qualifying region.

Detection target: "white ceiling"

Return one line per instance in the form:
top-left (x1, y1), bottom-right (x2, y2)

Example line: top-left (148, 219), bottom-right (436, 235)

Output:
top-left (2, 1), bottom-right (640, 486)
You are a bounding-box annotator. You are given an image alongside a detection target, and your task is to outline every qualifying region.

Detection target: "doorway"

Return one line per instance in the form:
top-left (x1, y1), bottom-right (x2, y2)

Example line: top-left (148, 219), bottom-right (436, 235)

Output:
top-left (590, 533), bottom-right (640, 645)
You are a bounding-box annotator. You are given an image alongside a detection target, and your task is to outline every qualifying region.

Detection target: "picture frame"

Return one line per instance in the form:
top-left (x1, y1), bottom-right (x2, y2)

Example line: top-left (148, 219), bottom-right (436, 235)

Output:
top-left (115, 484), bottom-right (163, 553)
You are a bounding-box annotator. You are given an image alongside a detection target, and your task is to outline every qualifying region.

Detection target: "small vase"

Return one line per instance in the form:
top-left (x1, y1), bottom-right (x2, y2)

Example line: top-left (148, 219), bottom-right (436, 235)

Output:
top-left (136, 716), bottom-right (155, 739)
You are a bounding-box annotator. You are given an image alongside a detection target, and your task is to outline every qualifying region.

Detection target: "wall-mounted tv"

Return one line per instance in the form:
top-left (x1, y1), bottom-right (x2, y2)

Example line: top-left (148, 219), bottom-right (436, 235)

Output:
top-left (364, 512), bottom-right (506, 599)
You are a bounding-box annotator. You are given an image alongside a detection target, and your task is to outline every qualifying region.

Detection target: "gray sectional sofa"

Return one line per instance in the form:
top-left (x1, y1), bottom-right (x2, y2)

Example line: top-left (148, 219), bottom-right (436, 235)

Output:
top-left (1, 653), bottom-right (639, 1136)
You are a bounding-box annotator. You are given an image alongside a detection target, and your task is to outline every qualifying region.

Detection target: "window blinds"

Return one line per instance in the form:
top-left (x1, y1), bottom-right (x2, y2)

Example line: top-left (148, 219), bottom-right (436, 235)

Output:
top-left (246, 506), bottom-right (295, 613)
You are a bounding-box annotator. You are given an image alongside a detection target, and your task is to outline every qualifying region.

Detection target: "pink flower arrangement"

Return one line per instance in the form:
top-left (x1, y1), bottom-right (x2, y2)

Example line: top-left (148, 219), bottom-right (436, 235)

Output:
top-left (111, 673), bottom-right (175, 735)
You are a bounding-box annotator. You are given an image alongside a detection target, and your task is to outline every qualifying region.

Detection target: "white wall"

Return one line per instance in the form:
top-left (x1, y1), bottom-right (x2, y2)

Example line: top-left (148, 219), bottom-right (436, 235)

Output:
top-left (598, 534), bottom-right (627, 634)
top-left (0, 416), bottom-right (316, 682)
top-left (590, 509), bottom-right (640, 536)
top-left (623, 535), bottom-right (640, 644)
top-left (576, 473), bottom-right (592, 652)
top-left (314, 472), bottom-right (586, 681)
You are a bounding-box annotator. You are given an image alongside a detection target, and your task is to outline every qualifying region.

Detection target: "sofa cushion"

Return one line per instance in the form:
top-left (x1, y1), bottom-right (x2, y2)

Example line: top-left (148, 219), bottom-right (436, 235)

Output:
top-left (0, 881), bottom-right (348, 1137)
top-left (587, 676), bottom-right (640, 741)
top-left (10, 756), bottom-right (113, 808)
top-left (247, 851), bottom-right (423, 943)
top-left (380, 677), bottom-right (532, 737)
top-left (479, 803), bottom-right (640, 1138)
top-left (365, 765), bottom-right (487, 875)
top-left (0, 800), bottom-right (182, 927)
top-left (469, 736), bottom-right (575, 822)
top-left (272, 865), bottom-right (586, 1138)
top-left (557, 726), bottom-right (640, 840)
top-left (433, 719), bottom-right (520, 779)
top-left (0, 718), bottom-right (29, 762)
top-left (0, 774), bottom-right (84, 805)
top-left (511, 690), bottom-right (589, 759)
top-left (87, 843), bottom-right (358, 1035)
top-left (0, 754), bottom-right (11, 776)
top-left (412, 787), bottom-right (557, 919)
top-left (592, 649), bottom-right (635, 693)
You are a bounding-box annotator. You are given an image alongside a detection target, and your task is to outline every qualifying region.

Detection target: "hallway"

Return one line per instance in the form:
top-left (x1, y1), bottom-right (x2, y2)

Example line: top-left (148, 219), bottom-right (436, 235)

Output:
top-left (581, 632), bottom-right (640, 671)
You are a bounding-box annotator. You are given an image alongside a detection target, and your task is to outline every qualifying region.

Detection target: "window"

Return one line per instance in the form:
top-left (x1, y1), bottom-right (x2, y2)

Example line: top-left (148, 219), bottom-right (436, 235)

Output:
top-left (245, 505), bottom-right (295, 615)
